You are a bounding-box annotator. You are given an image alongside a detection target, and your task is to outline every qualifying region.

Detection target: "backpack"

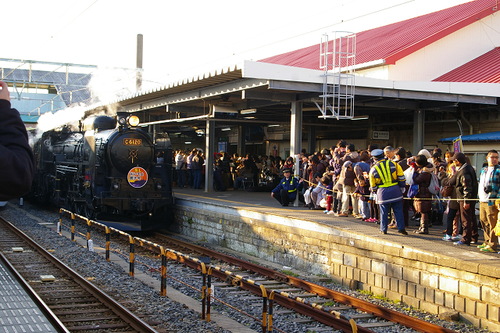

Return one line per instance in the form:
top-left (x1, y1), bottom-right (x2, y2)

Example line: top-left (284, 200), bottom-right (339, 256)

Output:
top-left (428, 172), bottom-right (440, 196)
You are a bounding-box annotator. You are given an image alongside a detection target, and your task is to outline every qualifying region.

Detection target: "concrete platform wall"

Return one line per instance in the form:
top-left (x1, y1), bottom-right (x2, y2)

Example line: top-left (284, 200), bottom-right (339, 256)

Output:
top-left (172, 198), bottom-right (500, 332)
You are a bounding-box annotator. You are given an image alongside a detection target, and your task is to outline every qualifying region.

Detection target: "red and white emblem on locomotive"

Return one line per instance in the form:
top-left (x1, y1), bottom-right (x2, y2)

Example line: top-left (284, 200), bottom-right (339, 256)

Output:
top-left (127, 167), bottom-right (148, 188)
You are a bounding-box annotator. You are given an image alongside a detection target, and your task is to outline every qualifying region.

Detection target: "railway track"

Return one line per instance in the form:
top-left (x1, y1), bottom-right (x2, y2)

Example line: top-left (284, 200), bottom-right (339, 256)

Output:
top-left (11, 205), bottom-right (459, 333)
top-left (144, 233), bottom-right (457, 333)
top-left (0, 216), bottom-right (158, 333)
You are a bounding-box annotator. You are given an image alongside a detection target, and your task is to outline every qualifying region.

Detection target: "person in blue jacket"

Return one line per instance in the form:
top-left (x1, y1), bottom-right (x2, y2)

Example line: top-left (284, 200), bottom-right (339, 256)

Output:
top-left (271, 168), bottom-right (303, 206)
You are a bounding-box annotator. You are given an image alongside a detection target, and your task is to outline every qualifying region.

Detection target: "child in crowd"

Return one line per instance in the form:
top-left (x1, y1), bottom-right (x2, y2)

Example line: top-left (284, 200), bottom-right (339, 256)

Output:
top-left (354, 177), bottom-right (371, 220)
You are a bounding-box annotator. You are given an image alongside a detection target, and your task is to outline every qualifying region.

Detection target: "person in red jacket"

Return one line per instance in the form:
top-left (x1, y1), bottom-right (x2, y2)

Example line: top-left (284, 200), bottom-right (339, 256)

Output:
top-left (0, 81), bottom-right (34, 200)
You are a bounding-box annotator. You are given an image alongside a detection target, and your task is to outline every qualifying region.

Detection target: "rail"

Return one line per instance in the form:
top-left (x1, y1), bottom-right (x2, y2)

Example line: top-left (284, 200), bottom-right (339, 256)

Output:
top-left (57, 209), bottom-right (457, 333)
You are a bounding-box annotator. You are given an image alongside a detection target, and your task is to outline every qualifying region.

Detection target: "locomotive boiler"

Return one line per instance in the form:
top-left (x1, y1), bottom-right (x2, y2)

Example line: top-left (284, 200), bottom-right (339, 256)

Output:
top-left (31, 113), bottom-right (173, 231)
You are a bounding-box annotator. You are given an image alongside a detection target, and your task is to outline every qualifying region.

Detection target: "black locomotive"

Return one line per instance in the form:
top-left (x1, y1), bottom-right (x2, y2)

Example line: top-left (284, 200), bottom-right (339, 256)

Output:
top-left (31, 113), bottom-right (174, 231)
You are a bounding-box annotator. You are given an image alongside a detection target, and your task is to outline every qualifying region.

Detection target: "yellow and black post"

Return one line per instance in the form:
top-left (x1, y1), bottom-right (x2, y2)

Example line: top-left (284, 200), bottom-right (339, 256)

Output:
top-left (129, 236), bottom-right (135, 277)
top-left (86, 219), bottom-right (91, 249)
top-left (58, 209), bottom-right (62, 235)
top-left (105, 227), bottom-right (110, 262)
top-left (70, 212), bottom-right (75, 241)
top-left (207, 267), bottom-right (212, 322)
top-left (160, 247), bottom-right (167, 296)
top-left (201, 262), bottom-right (207, 320)
top-left (268, 290), bottom-right (275, 332)
top-left (260, 285), bottom-right (268, 333)
top-left (350, 318), bottom-right (358, 333)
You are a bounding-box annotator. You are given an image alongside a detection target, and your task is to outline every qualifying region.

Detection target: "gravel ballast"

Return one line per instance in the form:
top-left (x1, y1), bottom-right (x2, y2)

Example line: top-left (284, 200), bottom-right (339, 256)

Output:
top-left (0, 201), bottom-right (493, 333)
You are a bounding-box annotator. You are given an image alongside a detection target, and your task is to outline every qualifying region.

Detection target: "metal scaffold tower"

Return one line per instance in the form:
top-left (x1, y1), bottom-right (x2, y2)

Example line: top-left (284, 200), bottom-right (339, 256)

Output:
top-left (314, 31), bottom-right (356, 120)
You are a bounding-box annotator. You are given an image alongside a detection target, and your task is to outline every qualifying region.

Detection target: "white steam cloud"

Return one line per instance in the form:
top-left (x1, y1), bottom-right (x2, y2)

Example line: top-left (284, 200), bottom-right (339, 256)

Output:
top-left (29, 68), bottom-right (138, 146)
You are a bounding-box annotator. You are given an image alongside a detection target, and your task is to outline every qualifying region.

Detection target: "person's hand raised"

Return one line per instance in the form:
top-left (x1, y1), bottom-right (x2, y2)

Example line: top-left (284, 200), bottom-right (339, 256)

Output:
top-left (0, 81), bottom-right (10, 101)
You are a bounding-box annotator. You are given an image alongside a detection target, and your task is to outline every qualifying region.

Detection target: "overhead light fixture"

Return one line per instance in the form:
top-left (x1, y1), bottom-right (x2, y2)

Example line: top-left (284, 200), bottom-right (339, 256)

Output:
top-left (173, 132), bottom-right (181, 135)
top-left (240, 108), bottom-right (257, 114)
top-left (213, 105), bottom-right (238, 113)
top-left (185, 141), bottom-right (192, 144)
top-left (221, 127), bottom-right (231, 131)
top-left (268, 124), bottom-right (280, 127)
top-left (351, 115), bottom-right (369, 121)
top-left (244, 116), bottom-right (255, 119)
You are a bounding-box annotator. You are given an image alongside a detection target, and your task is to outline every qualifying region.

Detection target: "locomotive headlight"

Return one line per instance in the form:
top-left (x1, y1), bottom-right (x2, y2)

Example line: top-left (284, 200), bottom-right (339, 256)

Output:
top-left (128, 115), bottom-right (140, 127)
top-left (118, 117), bottom-right (127, 126)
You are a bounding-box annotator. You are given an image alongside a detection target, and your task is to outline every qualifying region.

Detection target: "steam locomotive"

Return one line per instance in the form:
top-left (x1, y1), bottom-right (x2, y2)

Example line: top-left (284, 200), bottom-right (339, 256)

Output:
top-left (31, 113), bottom-right (174, 231)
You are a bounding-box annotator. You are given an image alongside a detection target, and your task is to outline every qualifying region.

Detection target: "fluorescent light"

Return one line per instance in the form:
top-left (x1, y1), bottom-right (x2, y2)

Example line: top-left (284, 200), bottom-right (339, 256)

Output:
top-left (221, 127), bottom-right (231, 131)
top-left (173, 132), bottom-right (181, 135)
top-left (244, 116), bottom-right (255, 119)
top-left (240, 108), bottom-right (257, 114)
top-left (185, 141), bottom-right (192, 144)
top-left (268, 124), bottom-right (280, 127)
top-left (351, 115), bottom-right (369, 121)
top-left (213, 105), bottom-right (238, 113)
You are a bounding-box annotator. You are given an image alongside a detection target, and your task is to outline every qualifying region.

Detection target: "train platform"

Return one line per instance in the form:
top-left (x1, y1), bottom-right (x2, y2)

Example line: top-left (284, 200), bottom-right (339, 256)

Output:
top-left (173, 187), bottom-right (497, 261)
top-left (0, 258), bottom-right (61, 333)
top-left (172, 187), bottom-right (500, 331)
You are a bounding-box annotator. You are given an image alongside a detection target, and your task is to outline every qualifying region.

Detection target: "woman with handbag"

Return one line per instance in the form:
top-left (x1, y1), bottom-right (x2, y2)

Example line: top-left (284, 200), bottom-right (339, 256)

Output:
top-left (412, 154), bottom-right (435, 234)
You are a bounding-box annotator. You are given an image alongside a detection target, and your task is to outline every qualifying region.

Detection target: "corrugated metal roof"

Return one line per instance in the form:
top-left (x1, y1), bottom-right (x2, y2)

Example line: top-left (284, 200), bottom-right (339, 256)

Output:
top-left (259, 0), bottom-right (498, 69)
top-left (104, 64), bottom-right (243, 108)
top-left (440, 130), bottom-right (500, 143)
top-left (433, 47), bottom-right (500, 83)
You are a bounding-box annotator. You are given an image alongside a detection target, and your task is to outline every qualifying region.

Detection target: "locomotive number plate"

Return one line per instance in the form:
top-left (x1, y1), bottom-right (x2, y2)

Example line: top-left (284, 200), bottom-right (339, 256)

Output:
top-left (123, 138), bottom-right (142, 146)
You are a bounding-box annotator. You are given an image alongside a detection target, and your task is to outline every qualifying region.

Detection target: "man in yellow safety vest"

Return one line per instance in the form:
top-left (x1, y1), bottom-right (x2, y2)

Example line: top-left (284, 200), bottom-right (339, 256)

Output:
top-left (369, 149), bottom-right (408, 235)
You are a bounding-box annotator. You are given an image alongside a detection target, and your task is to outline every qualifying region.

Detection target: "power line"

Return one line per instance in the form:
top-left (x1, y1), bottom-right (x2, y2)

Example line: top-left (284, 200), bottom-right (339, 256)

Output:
top-left (162, 0), bottom-right (415, 79)
top-left (39, 0), bottom-right (100, 48)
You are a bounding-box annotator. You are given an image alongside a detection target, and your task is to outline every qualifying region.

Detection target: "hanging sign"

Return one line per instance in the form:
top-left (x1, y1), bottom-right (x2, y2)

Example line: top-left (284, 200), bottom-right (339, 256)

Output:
top-left (373, 131), bottom-right (389, 140)
top-left (453, 136), bottom-right (463, 153)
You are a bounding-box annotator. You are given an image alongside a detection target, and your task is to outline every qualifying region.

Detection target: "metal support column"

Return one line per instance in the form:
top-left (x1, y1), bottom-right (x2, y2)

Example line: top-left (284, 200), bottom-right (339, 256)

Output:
top-left (205, 119), bottom-right (214, 192)
top-left (307, 126), bottom-right (316, 154)
top-left (291, 101), bottom-right (303, 207)
top-left (290, 102), bottom-right (303, 156)
top-left (413, 109), bottom-right (425, 155)
top-left (237, 125), bottom-right (245, 158)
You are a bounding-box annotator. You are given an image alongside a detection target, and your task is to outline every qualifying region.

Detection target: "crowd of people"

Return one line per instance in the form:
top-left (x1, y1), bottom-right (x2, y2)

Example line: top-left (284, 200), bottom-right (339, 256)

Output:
top-left (268, 141), bottom-right (500, 249)
top-left (172, 140), bottom-right (500, 249)
top-left (172, 149), bottom-right (301, 192)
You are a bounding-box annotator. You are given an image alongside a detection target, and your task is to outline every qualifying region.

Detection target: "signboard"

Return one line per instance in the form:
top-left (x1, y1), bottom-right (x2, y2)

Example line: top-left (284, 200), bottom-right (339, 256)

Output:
top-left (372, 131), bottom-right (389, 140)
top-left (453, 136), bottom-right (463, 153)
top-left (127, 167), bottom-right (148, 188)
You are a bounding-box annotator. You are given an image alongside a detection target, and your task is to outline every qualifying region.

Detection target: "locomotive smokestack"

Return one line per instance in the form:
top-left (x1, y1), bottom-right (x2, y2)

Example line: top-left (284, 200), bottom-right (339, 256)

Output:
top-left (136, 34), bottom-right (143, 92)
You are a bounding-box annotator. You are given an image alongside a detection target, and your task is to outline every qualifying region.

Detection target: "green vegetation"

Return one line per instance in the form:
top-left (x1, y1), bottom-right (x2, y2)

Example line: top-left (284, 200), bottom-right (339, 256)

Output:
top-left (358, 289), bottom-right (373, 296)
top-left (282, 270), bottom-right (299, 277)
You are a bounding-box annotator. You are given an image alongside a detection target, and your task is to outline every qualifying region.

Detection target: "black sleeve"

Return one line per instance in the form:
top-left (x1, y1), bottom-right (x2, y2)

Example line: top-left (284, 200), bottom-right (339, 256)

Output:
top-left (0, 100), bottom-right (35, 200)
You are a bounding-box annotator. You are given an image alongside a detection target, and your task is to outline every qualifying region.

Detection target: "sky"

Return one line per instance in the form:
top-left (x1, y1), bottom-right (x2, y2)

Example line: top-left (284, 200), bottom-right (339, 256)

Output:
top-left (3, 0), bottom-right (472, 90)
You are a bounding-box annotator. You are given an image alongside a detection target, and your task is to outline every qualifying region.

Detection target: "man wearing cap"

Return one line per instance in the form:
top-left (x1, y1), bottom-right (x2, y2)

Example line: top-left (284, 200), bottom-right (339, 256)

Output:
top-left (449, 152), bottom-right (479, 245)
top-left (369, 149), bottom-right (408, 235)
top-left (271, 168), bottom-right (303, 207)
top-left (477, 150), bottom-right (500, 252)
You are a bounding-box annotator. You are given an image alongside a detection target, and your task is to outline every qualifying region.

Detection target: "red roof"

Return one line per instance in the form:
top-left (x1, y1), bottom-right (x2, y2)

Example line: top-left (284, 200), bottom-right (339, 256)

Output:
top-left (433, 47), bottom-right (500, 83)
top-left (259, 0), bottom-right (498, 69)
